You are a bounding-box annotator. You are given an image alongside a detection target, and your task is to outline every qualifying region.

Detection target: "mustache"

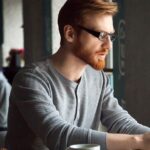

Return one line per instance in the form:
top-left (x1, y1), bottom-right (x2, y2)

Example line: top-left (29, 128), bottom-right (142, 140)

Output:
top-left (96, 48), bottom-right (109, 55)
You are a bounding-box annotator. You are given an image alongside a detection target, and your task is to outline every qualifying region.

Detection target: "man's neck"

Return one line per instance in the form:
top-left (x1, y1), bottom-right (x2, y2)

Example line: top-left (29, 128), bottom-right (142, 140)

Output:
top-left (51, 47), bottom-right (87, 82)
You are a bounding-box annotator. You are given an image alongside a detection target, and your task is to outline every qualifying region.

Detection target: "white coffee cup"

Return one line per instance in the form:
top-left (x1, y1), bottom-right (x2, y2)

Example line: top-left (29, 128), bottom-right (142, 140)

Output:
top-left (66, 144), bottom-right (100, 150)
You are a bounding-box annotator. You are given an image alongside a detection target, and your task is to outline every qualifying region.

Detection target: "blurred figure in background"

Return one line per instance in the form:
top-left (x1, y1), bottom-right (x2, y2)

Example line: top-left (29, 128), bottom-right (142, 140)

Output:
top-left (6, 48), bottom-right (24, 68)
top-left (0, 69), bottom-right (11, 148)
top-left (4, 48), bottom-right (24, 84)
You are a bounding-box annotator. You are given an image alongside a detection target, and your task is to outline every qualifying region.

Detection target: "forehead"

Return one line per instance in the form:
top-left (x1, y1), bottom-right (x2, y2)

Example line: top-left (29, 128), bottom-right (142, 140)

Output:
top-left (82, 13), bottom-right (114, 33)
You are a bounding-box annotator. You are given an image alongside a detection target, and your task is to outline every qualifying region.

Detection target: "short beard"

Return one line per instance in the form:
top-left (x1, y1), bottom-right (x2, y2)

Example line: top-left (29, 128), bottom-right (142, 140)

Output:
top-left (90, 59), bottom-right (105, 70)
top-left (74, 47), bottom-right (107, 70)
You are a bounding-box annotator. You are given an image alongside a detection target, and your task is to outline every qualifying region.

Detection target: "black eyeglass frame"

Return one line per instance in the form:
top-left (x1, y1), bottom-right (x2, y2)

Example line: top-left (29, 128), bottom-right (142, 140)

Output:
top-left (77, 25), bottom-right (116, 42)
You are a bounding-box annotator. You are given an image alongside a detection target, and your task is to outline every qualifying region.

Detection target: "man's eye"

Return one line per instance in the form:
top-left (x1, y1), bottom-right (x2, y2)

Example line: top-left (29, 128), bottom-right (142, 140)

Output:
top-left (99, 32), bottom-right (107, 39)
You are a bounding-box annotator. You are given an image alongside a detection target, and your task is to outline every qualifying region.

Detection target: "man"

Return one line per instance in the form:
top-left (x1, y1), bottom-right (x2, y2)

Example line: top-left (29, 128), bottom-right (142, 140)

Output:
top-left (6, 0), bottom-right (150, 150)
top-left (0, 70), bottom-right (11, 148)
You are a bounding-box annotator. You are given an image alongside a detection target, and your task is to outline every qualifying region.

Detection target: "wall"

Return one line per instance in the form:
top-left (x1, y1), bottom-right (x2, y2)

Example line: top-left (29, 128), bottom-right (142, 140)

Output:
top-left (2, 0), bottom-right (23, 66)
top-left (23, 0), bottom-right (51, 65)
top-left (2, 0), bottom-right (65, 65)
top-left (23, 0), bottom-right (66, 64)
top-left (0, 0), bottom-right (3, 67)
top-left (51, 0), bottom-right (66, 54)
top-left (125, 0), bottom-right (150, 126)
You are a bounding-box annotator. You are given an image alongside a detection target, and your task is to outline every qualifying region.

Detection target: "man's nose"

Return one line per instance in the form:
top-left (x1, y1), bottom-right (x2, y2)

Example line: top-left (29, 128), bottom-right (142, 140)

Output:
top-left (101, 36), bottom-right (112, 50)
top-left (102, 36), bottom-right (112, 50)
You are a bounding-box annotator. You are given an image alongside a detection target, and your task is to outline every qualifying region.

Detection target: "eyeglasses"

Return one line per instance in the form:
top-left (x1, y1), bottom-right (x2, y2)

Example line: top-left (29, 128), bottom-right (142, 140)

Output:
top-left (77, 25), bottom-right (116, 42)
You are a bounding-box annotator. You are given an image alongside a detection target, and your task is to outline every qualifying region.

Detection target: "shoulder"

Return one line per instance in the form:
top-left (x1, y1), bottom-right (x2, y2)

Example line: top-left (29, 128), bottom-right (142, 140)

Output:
top-left (10, 58), bottom-right (54, 99)
top-left (12, 57), bottom-right (53, 89)
top-left (15, 57), bottom-right (51, 78)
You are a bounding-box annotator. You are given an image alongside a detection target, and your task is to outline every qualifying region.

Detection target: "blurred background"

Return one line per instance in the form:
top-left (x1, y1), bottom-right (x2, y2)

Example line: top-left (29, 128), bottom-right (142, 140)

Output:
top-left (0, 0), bottom-right (150, 127)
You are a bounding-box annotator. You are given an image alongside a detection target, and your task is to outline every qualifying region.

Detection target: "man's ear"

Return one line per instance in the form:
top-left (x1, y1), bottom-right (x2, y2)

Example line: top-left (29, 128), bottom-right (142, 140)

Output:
top-left (63, 25), bottom-right (75, 43)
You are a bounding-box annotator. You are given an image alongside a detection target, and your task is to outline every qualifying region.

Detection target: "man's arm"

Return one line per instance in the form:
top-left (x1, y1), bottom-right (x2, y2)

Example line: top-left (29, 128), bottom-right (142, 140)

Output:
top-left (0, 73), bottom-right (11, 128)
top-left (100, 72), bottom-right (150, 150)
top-left (101, 72), bottom-right (150, 134)
top-left (0, 72), bottom-right (11, 147)
top-left (106, 132), bottom-right (150, 150)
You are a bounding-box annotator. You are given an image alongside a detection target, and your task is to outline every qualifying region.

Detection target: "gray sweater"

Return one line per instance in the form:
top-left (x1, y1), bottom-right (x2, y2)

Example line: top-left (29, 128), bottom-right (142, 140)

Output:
top-left (0, 72), bottom-right (11, 147)
top-left (7, 57), bottom-right (150, 150)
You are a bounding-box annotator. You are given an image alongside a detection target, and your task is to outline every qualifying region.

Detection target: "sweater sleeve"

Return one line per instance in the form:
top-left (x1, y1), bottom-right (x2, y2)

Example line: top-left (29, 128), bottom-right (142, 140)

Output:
top-left (101, 72), bottom-right (150, 134)
top-left (0, 72), bottom-right (11, 147)
top-left (10, 68), bottom-right (107, 150)
top-left (0, 73), bottom-right (11, 128)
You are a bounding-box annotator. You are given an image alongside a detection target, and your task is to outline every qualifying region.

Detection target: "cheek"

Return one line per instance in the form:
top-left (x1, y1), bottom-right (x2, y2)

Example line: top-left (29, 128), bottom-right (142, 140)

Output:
top-left (75, 33), bottom-right (102, 52)
top-left (81, 39), bottom-right (101, 52)
top-left (87, 43), bottom-right (102, 55)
